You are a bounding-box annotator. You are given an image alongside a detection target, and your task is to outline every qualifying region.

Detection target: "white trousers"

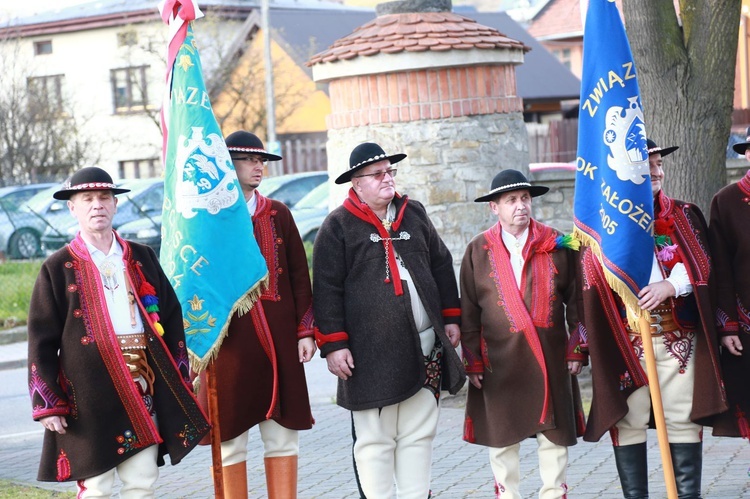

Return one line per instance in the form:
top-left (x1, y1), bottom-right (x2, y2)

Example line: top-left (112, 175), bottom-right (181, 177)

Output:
top-left (351, 388), bottom-right (439, 499)
top-left (614, 333), bottom-right (701, 445)
top-left (76, 444), bottom-right (159, 498)
top-left (220, 419), bottom-right (300, 465)
top-left (489, 433), bottom-right (568, 499)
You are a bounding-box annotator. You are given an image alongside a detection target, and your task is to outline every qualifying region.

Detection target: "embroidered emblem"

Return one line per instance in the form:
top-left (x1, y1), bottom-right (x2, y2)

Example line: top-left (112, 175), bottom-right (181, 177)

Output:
top-left (481, 336), bottom-right (492, 372)
top-left (619, 371), bottom-right (633, 390)
top-left (184, 294), bottom-right (218, 335)
top-left (663, 331), bottom-right (694, 373)
top-left (631, 335), bottom-right (644, 360)
top-left (29, 363), bottom-right (66, 416)
top-left (737, 297), bottom-right (750, 334)
top-left (116, 429), bottom-right (139, 455)
top-left (603, 96), bottom-right (649, 184)
top-left (177, 423), bottom-right (201, 447)
top-left (495, 481), bottom-right (506, 498)
top-left (67, 284), bottom-right (77, 293)
top-left (56, 450), bottom-right (71, 481)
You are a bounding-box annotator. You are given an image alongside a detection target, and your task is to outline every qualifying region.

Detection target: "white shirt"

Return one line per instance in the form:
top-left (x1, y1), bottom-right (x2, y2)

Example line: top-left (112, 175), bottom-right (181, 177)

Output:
top-left (501, 227), bottom-right (529, 289)
top-left (649, 255), bottom-right (692, 297)
top-left (246, 191), bottom-right (258, 216)
top-left (87, 237), bottom-right (144, 335)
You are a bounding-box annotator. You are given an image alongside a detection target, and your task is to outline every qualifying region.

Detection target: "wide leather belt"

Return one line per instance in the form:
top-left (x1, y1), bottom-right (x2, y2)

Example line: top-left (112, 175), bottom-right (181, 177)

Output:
top-left (630, 301), bottom-right (679, 336)
top-left (118, 333), bottom-right (155, 395)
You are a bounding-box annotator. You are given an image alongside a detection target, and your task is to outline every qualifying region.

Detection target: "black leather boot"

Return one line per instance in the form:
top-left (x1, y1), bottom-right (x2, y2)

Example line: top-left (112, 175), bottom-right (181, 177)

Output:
top-left (613, 443), bottom-right (649, 499)
top-left (670, 442), bottom-right (702, 499)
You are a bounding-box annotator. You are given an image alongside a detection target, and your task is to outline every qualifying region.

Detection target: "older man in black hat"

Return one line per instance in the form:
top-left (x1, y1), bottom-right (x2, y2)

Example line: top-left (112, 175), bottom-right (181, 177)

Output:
top-left (579, 140), bottom-right (727, 499)
top-left (708, 127), bottom-right (750, 441)
top-left (193, 131), bottom-right (316, 499)
top-left (459, 169), bottom-right (585, 499)
top-left (27, 167), bottom-right (210, 497)
top-left (312, 142), bottom-right (465, 498)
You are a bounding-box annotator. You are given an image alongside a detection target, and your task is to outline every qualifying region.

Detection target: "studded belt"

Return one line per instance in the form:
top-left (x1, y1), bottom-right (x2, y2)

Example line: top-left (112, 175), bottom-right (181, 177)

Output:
top-left (629, 301), bottom-right (679, 336)
top-left (118, 333), bottom-right (155, 395)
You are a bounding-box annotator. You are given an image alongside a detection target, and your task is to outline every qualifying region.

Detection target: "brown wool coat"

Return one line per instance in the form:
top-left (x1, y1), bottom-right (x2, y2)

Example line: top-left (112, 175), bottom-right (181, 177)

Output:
top-left (709, 172), bottom-right (750, 437)
top-left (460, 220), bottom-right (585, 448)
top-left (580, 196), bottom-right (727, 442)
top-left (28, 233), bottom-right (210, 482)
top-left (197, 195), bottom-right (314, 442)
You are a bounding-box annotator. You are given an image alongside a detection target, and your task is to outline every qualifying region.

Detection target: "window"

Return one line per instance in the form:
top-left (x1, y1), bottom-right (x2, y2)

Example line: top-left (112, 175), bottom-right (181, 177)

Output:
top-left (110, 66), bottom-right (149, 113)
top-left (27, 75), bottom-right (65, 114)
top-left (34, 40), bottom-right (52, 55)
top-left (117, 30), bottom-right (138, 47)
top-left (119, 158), bottom-right (160, 179)
top-left (553, 48), bottom-right (572, 70)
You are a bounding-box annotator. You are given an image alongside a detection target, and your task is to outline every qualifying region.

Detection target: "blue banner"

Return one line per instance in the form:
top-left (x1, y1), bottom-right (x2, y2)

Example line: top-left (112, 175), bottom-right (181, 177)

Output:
top-left (160, 10), bottom-right (267, 372)
top-left (573, 0), bottom-right (653, 314)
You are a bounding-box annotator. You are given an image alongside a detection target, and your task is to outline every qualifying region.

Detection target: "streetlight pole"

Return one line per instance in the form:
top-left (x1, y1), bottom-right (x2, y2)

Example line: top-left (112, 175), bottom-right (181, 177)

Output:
top-left (261, 0), bottom-right (280, 175)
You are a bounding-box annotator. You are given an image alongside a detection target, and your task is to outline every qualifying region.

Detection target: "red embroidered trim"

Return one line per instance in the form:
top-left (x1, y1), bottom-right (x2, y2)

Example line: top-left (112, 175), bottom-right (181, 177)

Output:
top-left (442, 308), bottom-right (461, 317)
top-left (67, 235), bottom-right (157, 446)
top-left (249, 300), bottom-right (279, 419)
top-left (525, 221), bottom-right (557, 328)
top-left (738, 171), bottom-right (750, 197)
top-left (463, 416), bottom-right (475, 443)
top-left (56, 449), bottom-right (71, 481)
top-left (253, 194), bottom-right (281, 301)
top-left (315, 330), bottom-right (349, 347)
top-left (484, 222), bottom-right (550, 424)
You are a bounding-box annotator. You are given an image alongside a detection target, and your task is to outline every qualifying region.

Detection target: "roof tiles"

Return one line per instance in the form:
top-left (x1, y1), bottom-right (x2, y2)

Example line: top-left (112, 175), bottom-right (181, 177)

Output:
top-left (308, 11), bottom-right (527, 66)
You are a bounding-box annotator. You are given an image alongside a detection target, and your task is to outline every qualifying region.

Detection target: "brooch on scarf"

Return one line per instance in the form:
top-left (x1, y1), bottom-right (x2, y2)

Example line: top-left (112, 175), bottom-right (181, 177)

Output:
top-left (370, 232), bottom-right (411, 283)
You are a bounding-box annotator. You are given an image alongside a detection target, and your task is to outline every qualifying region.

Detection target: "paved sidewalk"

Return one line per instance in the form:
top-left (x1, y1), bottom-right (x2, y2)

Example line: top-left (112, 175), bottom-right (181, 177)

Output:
top-left (2, 337), bottom-right (750, 498)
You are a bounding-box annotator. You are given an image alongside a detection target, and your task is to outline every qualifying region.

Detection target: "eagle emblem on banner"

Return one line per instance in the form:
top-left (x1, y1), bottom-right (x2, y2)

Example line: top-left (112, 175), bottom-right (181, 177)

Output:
top-left (603, 97), bottom-right (649, 184)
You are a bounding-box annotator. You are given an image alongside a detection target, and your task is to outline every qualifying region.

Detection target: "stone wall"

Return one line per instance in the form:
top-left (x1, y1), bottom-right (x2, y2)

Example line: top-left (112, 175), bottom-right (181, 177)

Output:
top-left (327, 112), bottom-right (529, 265)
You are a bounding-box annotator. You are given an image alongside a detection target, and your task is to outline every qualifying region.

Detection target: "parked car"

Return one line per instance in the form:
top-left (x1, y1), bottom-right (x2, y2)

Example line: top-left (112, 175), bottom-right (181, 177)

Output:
top-left (41, 178), bottom-right (164, 253)
top-left (117, 214), bottom-right (163, 255)
top-left (290, 181), bottom-right (329, 243)
top-left (258, 171), bottom-right (327, 208)
top-left (0, 183), bottom-right (65, 259)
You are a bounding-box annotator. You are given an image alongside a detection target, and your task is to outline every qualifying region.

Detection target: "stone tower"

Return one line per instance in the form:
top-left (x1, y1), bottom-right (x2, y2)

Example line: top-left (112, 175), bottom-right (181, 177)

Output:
top-left (308, 0), bottom-right (530, 262)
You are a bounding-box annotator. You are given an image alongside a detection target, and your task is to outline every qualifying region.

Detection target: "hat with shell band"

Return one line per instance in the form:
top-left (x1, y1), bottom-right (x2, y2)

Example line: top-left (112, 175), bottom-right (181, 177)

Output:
top-left (474, 169), bottom-right (549, 202)
top-left (225, 130), bottom-right (282, 162)
top-left (646, 138), bottom-right (678, 157)
top-left (53, 167), bottom-right (131, 200)
top-left (732, 126), bottom-right (750, 155)
top-left (335, 142), bottom-right (407, 184)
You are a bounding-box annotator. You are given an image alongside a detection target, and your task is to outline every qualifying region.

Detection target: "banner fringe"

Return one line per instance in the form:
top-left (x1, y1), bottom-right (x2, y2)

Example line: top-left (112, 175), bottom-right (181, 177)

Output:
top-left (572, 227), bottom-right (650, 331)
top-left (188, 272), bottom-right (269, 374)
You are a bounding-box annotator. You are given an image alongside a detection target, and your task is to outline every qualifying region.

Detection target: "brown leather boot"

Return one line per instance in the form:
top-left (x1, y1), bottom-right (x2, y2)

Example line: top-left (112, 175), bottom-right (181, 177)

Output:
top-left (221, 461), bottom-right (248, 499)
top-left (264, 455), bottom-right (298, 499)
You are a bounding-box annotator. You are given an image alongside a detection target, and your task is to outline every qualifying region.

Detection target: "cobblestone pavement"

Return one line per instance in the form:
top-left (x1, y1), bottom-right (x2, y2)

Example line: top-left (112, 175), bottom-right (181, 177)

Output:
top-left (2, 336), bottom-right (749, 498)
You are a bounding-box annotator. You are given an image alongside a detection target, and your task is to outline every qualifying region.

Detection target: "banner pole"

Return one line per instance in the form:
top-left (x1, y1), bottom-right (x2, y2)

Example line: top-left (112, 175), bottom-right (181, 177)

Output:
top-left (207, 361), bottom-right (225, 498)
top-left (638, 315), bottom-right (677, 499)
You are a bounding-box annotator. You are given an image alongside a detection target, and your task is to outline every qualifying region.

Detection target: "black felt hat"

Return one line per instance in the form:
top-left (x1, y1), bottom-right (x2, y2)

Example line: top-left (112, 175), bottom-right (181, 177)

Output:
top-left (647, 139), bottom-right (678, 157)
top-left (732, 126), bottom-right (750, 155)
top-left (53, 167), bottom-right (130, 200)
top-left (225, 130), bottom-right (282, 162)
top-left (474, 169), bottom-right (549, 202)
top-left (335, 142), bottom-right (406, 184)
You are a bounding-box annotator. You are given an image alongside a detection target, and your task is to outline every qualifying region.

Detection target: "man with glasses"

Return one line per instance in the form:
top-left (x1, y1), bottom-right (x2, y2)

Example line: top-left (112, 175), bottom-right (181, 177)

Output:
top-left (312, 142), bottom-right (466, 498)
top-left (194, 131), bottom-right (316, 498)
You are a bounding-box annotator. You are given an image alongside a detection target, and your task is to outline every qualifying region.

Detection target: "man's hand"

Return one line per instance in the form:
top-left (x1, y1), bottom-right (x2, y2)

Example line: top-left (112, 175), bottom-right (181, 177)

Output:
top-left (637, 280), bottom-right (676, 311)
top-left (40, 415), bottom-right (67, 434)
top-left (326, 348), bottom-right (355, 380)
top-left (722, 335), bottom-right (743, 356)
top-left (298, 337), bottom-right (317, 363)
top-left (445, 324), bottom-right (461, 348)
top-left (468, 373), bottom-right (483, 389)
top-left (568, 361), bottom-right (582, 375)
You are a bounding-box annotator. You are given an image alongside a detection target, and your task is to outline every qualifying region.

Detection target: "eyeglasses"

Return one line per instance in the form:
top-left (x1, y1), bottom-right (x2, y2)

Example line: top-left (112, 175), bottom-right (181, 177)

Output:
top-left (232, 156), bottom-right (268, 165)
top-left (354, 168), bottom-right (397, 181)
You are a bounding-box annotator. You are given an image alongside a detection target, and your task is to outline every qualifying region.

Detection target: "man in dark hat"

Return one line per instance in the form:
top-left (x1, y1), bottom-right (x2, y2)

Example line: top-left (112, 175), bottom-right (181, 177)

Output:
top-left (460, 168), bottom-right (585, 498)
top-left (194, 131), bottom-right (316, 498)
top-left (312, 142), bottom-right (465, 498)
top-left (27, 167), bottom-right (210, 497)
top-left (579, 140), bottom-right (727, 498)
top-left (707, 126), bottom-right (750, 440)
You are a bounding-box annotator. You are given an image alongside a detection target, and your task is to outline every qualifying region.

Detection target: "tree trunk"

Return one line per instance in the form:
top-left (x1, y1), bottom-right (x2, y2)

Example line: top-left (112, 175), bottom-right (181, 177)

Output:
top-left (622, 0), bottom-right (741, 214)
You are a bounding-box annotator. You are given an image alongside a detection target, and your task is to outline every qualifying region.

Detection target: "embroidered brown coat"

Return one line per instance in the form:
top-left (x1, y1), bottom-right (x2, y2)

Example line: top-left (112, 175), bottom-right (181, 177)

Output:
top-left (313, 192), bottom-right (465, 411)
top-left (579, 194), bottom-right (727, 442)
top-left (28, 233), bottom-right (210, 482)
top-left (460, 220), bottom-right (586, 448)
top-left (197, 194), bottom-right (314, 442)
top-left (709, 171), bottom-right (750, 437)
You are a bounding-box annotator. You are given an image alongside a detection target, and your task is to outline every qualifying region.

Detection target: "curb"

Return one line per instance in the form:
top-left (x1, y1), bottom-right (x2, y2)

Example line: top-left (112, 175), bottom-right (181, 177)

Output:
top-left (0, 325), bottom-right (28, 346)
top-left (0, 358), bottom-right (25, 371)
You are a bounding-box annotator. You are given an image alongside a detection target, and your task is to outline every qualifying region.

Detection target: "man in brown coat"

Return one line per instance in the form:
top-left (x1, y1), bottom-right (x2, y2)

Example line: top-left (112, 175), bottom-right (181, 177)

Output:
top-left (460, 169), bottom-right (585, 499)
top-left (195, 131), bottom-right (316, 498)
